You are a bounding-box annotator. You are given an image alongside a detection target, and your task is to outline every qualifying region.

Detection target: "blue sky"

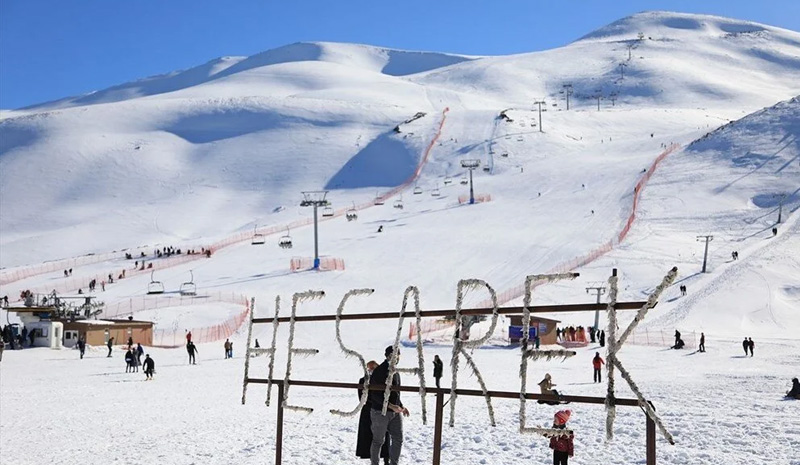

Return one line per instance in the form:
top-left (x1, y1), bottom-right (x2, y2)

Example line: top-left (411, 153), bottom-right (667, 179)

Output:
top-left (1, 0), bottom-right (798, 109)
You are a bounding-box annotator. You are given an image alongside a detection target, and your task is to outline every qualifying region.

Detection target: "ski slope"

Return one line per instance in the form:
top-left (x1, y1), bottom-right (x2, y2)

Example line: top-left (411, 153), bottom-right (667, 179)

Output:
top-left (1, 10), bottom-right (800, 465)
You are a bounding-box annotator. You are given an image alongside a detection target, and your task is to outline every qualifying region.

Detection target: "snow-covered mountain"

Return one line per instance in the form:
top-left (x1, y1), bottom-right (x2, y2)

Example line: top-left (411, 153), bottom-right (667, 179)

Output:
top-left (2, 11), bottom-right (800, 465)
top-left (1, 11), bottom-right (799, 329)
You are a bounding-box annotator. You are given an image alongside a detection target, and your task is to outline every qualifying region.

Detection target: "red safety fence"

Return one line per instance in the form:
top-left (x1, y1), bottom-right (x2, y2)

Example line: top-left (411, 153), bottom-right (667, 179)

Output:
top-left (289, 257), bottom-right (346, 272)
top-left (10, 252), bottom-right (214, 303)
top-left (411, 144), bottom-right (681, 339)
top-left (149, 294), bottom-right (251, 348)
top-left (457, 194), bottom-right (492, 204)
top-left (408, 318), bottom-right (456, 340)
top-left (104, 291), bottom-right (249, 319)
top-left (2, 108), bottom-right (450, 288)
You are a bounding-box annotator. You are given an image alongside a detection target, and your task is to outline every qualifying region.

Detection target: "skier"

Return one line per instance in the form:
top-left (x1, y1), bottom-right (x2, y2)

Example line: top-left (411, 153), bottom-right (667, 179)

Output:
top-left (78, 336), bottom-right (86, 359)
top-left (599, 330), bottom-right (605, 348)
top-left (699, 333), bottom-right (705, 353)
top-left (143, 354), bottom-right (155, 380)
top-left (187, 341), bottom-right (198, 365)
top-left (432, 355), bottom-right (444, 389)
top-left (136, 343), bottom-right (144, 364)
top-left (786, 378), bottom-right (800, 400)
top-left (107, 337), bottom-right (114, 357)
top-left (747, 338), bottom-right (755, 357)
top-left (592, 352), bottom-right (604, 383)
top-left (674, 330), bottom-right (681, 347)
top-left (254, 339), bottom-right (260, 348)
top-left (772, 227), bottom-right (778, 237)
top-left (742, 337), bottom-right (749, 356)
top-left (377, 225), bottom-right (383, 233)
top-left (549, 410), bottom-right (574, 465)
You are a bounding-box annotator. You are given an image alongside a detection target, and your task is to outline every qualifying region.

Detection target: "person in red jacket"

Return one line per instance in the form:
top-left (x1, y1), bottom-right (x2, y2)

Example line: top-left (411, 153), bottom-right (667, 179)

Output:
top-left (592, 352), bottom-right (605, 383)
top-left (549, 409), bottom-right (574, 465)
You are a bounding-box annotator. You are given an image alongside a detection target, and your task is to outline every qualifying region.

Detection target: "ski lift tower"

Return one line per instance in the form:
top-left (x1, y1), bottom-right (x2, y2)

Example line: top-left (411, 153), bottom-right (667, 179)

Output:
top-left (300, 191), bottom-right (330, 270)
top-left (460, 159), bottom-right (481, 205)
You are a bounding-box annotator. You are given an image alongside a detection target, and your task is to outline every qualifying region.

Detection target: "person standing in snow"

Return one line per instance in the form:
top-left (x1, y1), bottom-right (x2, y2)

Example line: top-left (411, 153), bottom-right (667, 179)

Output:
top-left (78, 336), bottom-right (86, 359)
top-left (356, 361), bottom-right (389, 464)
top-left (136, 343), bottom-right (144, 364)
top-left (747, 338), bottom-right (755, 357)
top-left (432, 355), bottom-right (444, 389)
top-left (125, 349), bottom-right (134, 373)
top-left (107, 337), bottom-right (114, 357)
top-left (143, 354), bottom-right (155, 380)
top-left (592, 352), bottom-right (605, 383)
top-left (0, 338), bottom-right (4, 363)
top-left (599, 330), bottom-right (606, 348)
top-left (786, 378), bottom-right (800, 399)
top-left (549, 410), bottom-right (574, 465)
top-left (224, 339), bottom-right (232, 359)
top-left (368, 346), bottom-right (409, 465)
top-left (699, 333), bottom-right (705, 353)
top-left (742, 337), bottom-right (748, 356)
top-left (187, 341), bottom-right (198, 365)
top-left (186, 330), bottom-right (192, 345)
top-left (674, 330), bottom-right (681, 347)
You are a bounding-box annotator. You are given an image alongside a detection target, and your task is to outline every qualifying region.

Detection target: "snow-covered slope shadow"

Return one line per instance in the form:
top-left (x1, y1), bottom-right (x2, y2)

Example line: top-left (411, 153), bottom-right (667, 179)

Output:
top-left (325, 132), bottom-right (417, 189)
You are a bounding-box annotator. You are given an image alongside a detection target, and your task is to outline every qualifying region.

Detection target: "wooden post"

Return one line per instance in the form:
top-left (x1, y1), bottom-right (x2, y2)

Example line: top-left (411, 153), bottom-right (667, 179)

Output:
top-left (646, 412), bottom-right (656, 465)
top-left (432, 390), bottom-right (445, 465)
top-left (276, 382), bottom-right (285, 465)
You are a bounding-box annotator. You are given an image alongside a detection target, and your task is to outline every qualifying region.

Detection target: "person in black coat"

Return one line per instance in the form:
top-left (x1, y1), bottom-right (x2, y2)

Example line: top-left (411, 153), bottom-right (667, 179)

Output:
top-left (143, 354), bottom-right (155, 380)
top-left (78, 337), bottom-right (86, 359)
top-left (433, 355), bottom-right (444, 389)
top-left (368, 346), bottom-right (409, 465)
top-left (742, 337), bottom-right (748, 356)
top-left (599, 330), bottom-right (605, 347)
top-left (356, 361), bottom-right (389, 463)
top-left (187, 341), bottom-right (198, 365)
top-left (786, 378), bottom-right (800, 399)
top-left (698, 333), bottom-right (705, 353)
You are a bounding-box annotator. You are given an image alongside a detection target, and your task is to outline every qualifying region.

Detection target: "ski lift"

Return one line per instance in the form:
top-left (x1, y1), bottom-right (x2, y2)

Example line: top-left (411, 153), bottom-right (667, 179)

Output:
top-left (443, 176), bottom-right (452, 185)
top-left (279, 229), bottom-right (293, 249)
top-left (346, 202), bottom-right (358, 221)
top-left (147, 271), bottom-right (164, 295)
top-left (374, 191), bottom-right (385, 205)
top-left (501, 152), bottom-right (509, 158)
top-left (393, 197), bottom-right (404, 209)
top-left (413, 186), bottom-right (422, 195)
top-left (180, 270), bottom-right (197, 296)
top-left (322, 205), bottom-right (334, 217)
top-left (460, 176), bottom-right (468, 185)
top-left (251, 225), bottom-right (265, 245)
top-left (483, 164), bottom-right (491, 172)
top-left (517, 136), bottom-right (524, 142)
top-left (431, 186), bottom-right (440, 197)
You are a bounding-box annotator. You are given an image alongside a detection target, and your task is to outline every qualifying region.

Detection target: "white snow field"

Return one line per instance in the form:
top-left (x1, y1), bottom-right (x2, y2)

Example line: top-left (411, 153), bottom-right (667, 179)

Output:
top-left (1, 10), bottom-right (800, 465)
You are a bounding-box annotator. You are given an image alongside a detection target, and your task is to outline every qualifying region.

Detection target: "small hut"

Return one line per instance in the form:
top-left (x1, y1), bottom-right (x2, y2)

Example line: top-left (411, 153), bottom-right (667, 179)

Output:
top-left (507, 315), bottom-right (560, 345)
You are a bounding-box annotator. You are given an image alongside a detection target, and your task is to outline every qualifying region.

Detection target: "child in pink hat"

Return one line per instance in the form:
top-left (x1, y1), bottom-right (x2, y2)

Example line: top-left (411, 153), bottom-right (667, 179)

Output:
top-left (549, 409), bottom-right (574, 465)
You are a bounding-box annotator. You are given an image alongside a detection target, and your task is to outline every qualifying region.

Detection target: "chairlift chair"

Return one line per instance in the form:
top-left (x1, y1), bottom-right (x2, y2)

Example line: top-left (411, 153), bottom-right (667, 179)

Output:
top-left (431, 186), bottom-right (440, 197)
top-left (483, 165), bottom-right (491, 172)
top-left (251, 225), bottom-right (265, 245)
top-left (460, 176), bottom-right (469, 185)
top-left (413, 186), bottom-right (422, 195)
top-left (279, 229), bottom-right (293, 249)
top-left (147, 271), bottom-right (165, 295)
top-left (346, 202), bottom-right (358, 221)
top-left (180, 270), bottom-right (197, 296)
top-left (374, 191), bottom-right (385, 205)
top-left (393, 198), bottom-right (404, 209)
top-left (322, 206), bottom-right (334, 217)
top-left (443, 176), bottom-right (452, 185)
